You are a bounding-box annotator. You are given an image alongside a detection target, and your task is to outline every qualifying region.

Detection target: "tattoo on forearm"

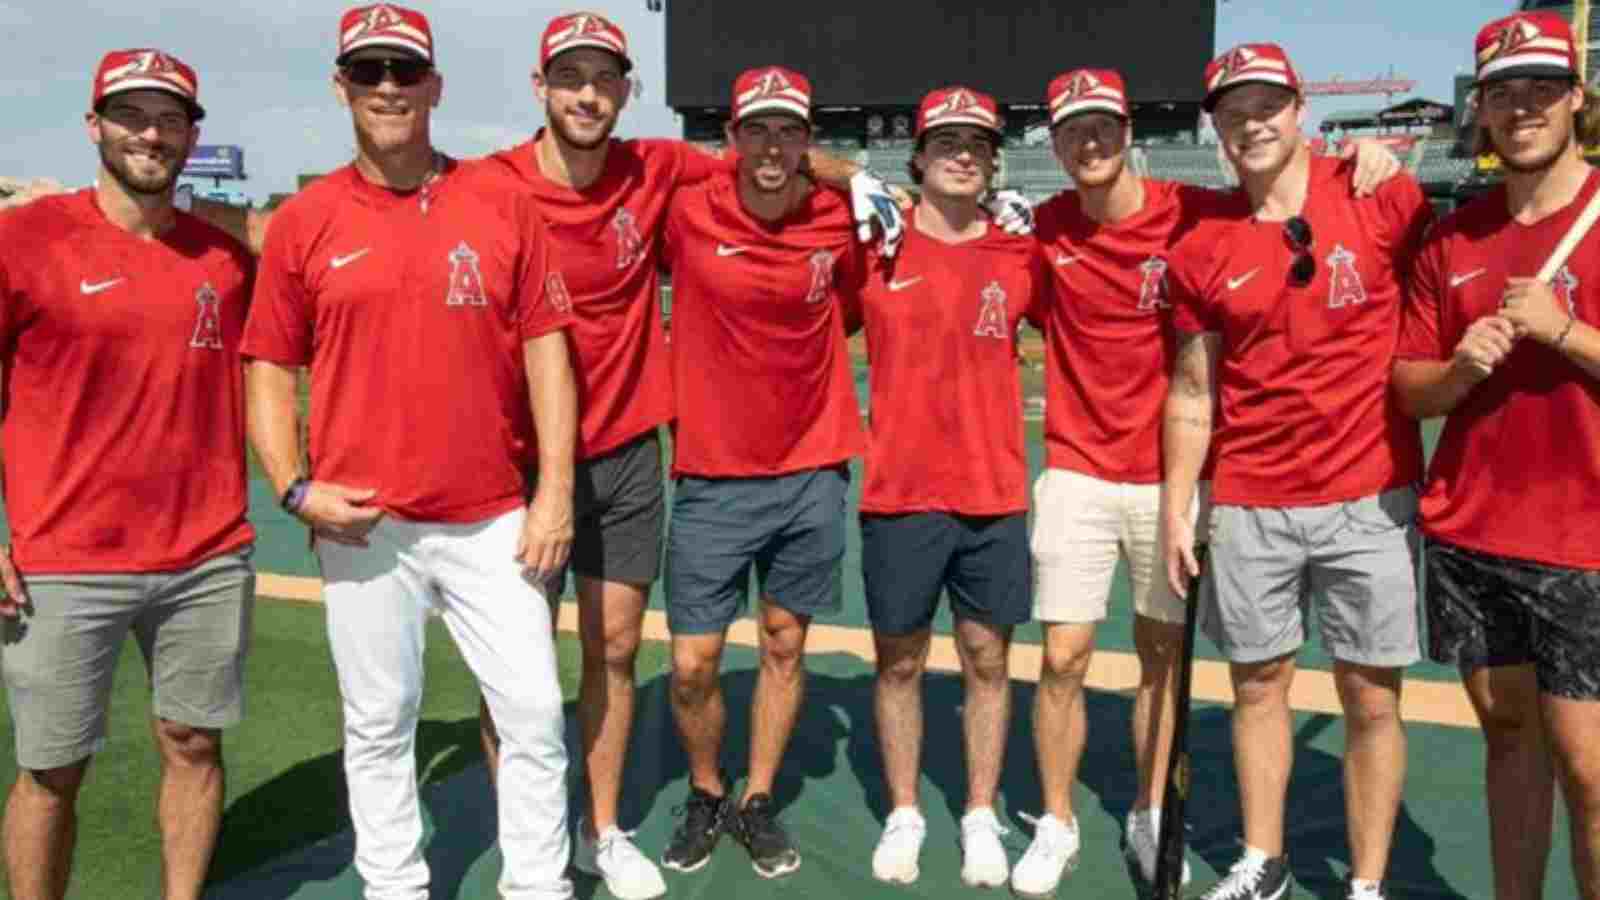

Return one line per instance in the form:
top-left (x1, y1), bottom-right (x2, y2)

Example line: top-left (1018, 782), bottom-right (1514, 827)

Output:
top-left (1165, 412), bottom-right (1211, 430)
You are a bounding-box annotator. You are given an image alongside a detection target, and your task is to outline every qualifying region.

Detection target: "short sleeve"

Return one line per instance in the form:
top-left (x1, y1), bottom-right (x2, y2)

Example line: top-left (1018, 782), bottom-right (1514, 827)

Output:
top-left (241, 208), bottom-right (314, 365)
top-left (1165, 238), bottom-right (1218, 335)
top-left (835, 241), bottom-right (870, 334)
top-left (1396, 231), bottom-right (1449, 362)
top-left (514, 198), bottom-right (573, 340)
top-left (649, 139), bottom-right (735, 189)
top-left (1378, 173), bottom-right (1435, 285)
top-left (1024, 242), bottom-right (1050, 329)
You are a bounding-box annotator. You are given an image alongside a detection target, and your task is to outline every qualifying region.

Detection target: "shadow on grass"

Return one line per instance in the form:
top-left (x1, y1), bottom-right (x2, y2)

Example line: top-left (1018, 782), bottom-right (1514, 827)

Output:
top-left (207, 656), bottom-right (1470, 900)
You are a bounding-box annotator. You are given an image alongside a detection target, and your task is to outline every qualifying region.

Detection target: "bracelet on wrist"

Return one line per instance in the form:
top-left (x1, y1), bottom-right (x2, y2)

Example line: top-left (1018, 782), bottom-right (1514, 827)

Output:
top-left (280, 477), bottom-right (311, 514)
top-left (1555, 316), bottom-right (1577, 351)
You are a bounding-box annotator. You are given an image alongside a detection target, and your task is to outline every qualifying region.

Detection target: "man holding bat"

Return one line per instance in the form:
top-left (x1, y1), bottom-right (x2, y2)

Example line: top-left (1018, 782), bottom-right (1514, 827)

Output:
top-left (1393, 13), bottom-right (1600, 900)
top-left (1162, 42), bottom-right (1432, 900)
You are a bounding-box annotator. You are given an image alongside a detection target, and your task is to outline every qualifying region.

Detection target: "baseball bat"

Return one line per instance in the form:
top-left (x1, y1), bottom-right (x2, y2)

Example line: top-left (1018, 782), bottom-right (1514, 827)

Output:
top-left (1151, 543), bottom-right (1208, 900)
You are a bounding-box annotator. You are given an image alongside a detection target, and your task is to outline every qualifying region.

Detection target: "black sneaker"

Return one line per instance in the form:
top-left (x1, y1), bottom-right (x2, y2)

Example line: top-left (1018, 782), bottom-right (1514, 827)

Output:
top-left (660, 782), bottom-right (729, 874)
top-left (1197, 852), bottom-right (1290, 900)
top-left (727, 793), bottom-right (801, 878)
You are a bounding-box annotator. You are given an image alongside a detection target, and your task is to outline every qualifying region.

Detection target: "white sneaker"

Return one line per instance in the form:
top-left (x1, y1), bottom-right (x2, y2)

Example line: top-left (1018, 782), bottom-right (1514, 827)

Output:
top-left (959, 807), bottom-right (1010, 888)
top-left (1009, 813), bottom-right (1079, 899)
top-left (871, 806), bottom-right (926, 884)
top-left (574, 817), bottom-right (668, 900)
top-left (1124, 808), bottom-right (1191, 886)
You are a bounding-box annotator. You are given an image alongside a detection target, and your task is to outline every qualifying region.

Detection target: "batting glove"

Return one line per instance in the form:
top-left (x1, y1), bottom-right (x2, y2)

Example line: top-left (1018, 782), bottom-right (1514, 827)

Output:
top-left (984, 189), bottom-right (1034, 235)
top-left (850, 170), bottom-right (905, 259)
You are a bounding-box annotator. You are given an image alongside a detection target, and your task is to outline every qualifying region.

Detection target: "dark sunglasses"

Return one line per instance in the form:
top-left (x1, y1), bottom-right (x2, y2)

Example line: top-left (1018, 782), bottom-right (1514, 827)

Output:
top-left (1284, 216), bottom-right (1315, 287)
top-left (342, 57), bottom-right (433, 87)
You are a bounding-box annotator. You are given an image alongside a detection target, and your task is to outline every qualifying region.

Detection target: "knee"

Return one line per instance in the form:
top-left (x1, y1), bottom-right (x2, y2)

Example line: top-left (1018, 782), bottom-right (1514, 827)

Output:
top-left (1040, 640), bottom-right (1092, 688)
top-left (1479, 705), bottom-right (1540, 756)
top-left (1232, 660), bottom-right (1293, 709)
top-left (585, 623), bottom-right (642, 675)
top-left (671, 650), bottom-right (719, 705)
top-left (962, 641), bottom-right (1010, 687)
top-left (154, 719), bottom-right (223, 769)
top-left (759, 626), bottom-right (806, 677)
top-left (876, 645), bottom-right (926, 686)
top-left (1133, 620), bottom-right (1183, 672)
top-left (17, 761), bottom-right (89, 806)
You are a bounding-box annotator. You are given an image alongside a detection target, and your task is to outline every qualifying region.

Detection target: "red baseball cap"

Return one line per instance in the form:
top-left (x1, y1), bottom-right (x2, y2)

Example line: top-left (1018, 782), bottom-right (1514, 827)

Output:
top-left (1203, 42), bottom-right (1301, 112)
top-left (92, 49), bottom-right (205, 121)
top-left (1475, 12), bottom-right (1578, 85)
top-left (916, 86), bottom-right (1002, 139)
top-left (1047, 69), bottom-right (1129, 126)
top-left (731, 66), bottom-right (812, 124)
top-left (337, 4), bottom-right (434, 64)
top-left (541, 12), bottom-right (632, 74)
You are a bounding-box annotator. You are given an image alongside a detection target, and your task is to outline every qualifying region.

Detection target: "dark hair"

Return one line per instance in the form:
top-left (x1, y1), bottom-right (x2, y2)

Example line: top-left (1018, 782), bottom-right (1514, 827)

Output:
top-left (905, 130), bottom-right (1002, 186)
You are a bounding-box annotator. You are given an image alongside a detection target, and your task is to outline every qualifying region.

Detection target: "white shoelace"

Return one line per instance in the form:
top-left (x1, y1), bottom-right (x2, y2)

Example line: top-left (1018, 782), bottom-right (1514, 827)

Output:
top-left (1204, 854), bottom-right (1267, 900)
top-left (1017, 812), bottom-right (1075, 859)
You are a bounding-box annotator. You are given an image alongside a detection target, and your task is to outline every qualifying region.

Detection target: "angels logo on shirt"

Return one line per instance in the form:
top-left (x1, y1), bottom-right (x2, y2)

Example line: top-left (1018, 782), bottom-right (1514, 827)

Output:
top-left (1137, 256), bottom-right (1170, 311)
top-left (612, 207), bottom-right (644, 270)
top-left (804, 250), bottom-right (835, 304)
top-left (1554, 264), bottom-right (1580, 316)
top-left (1325, 243), bottom-right (1368, 308)
top-left (547, 271), bottom-right (574, 313)
top-left (189, 282), bottom-right (224, 350)
top-left (973, 280), bottom-right (1009, 339)
top-left (445, 241), bottom-right (488, 306)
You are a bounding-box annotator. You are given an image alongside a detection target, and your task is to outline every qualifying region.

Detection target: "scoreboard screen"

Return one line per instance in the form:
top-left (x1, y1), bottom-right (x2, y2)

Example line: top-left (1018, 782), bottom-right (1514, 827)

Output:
top-left (666, 1), bottom-right (1216, 109)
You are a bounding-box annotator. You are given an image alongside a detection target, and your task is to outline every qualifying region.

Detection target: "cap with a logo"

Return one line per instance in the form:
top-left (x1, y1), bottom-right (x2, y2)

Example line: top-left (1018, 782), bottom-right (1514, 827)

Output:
top-left (338, 4), bottom-right (434, 64)
top-left (1048, 69), bottom-right (1129, 125)
top-left (1202, 43), bottom-right (1301, 111)
top-left (916, 86), bottom-right (1002, 139)
top-left (1475, 12), bottom-right (1577, 85)
top-left (731, 67), bottom-right (812, 124)
top-left (541, 12), bottom-right (632, 73)
top-left (92, 49), bottom-right (205, 121)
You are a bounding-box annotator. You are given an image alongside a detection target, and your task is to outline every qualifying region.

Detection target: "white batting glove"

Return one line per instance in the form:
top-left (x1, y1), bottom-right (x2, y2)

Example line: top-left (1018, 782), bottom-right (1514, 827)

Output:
top-left (849, 170), bottom-right (905, 259)
top-left (984, 189), bottom-right (1034, 235)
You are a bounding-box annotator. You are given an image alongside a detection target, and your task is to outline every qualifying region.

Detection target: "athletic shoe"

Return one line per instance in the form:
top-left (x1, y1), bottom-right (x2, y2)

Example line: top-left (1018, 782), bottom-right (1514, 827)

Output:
top-left (958, 806), bottom-right (1010, 888)
top-left (871, 806), bottom-right (927, 884)
top-left (1197, 850), bottom-right (1290, 900)
top-left (1009, 812), bottom-right (1079, 899)
top-left (727, 793), bottom-right (801, 878)
top-left (660, 783), bottom-right (730, 874)
top-left (574, 817), bottom-right (667, 900)
top-left (1123, 808), bottom-right (1191, 886)
top-left (1346, 878), bottom-right (1388, 900)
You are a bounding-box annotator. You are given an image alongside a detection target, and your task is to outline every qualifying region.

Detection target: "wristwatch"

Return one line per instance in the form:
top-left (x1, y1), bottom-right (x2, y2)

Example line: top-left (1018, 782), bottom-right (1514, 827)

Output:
top-left (280, 477), bottom-right (311, 514)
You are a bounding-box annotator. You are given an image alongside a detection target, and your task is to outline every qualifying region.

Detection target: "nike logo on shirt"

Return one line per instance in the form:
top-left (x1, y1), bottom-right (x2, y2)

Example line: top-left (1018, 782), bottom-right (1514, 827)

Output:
top-left (1055, 254), bottom-right (1080, 266)
top-left (1227, 268), bottom-right (1260, 291)
top-left (888, 277), bottom-right (923, 292)
top-left (80, 278), bottom-right (124, 295)
top-left (1450, 269), bottom-right (1487, 288)
top-left (716, 244), bottom-right (747, 257)
top-left (331, 249), bottom-right (372, 269)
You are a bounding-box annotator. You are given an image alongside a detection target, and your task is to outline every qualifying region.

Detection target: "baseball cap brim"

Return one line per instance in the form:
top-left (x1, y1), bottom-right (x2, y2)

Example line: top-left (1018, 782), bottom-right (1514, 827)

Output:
top-left (337, 41), bottom-right (430, 65)
top-left (543, 41), bottom-right (633, 74)
top-left (1476, 63), bottom-right (1576, 86)
top-left (733, 103), bottom-right (810, 126)
top-left (1202, 76), bottom-right (1298, 112)
top-left (96, 84), bottom-right (205, 122)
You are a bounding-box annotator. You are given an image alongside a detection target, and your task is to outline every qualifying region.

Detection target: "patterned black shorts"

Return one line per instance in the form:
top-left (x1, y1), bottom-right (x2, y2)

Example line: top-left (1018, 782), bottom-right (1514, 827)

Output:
top-left (1426, 540), bottom-right (1600, 700)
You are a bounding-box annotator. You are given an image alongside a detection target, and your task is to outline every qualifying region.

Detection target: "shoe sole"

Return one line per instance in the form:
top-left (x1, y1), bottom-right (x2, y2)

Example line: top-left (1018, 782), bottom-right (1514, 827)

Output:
top-left (660, 854), bottom-right (713, 875)
top-left (1010, 850), bottom-right (1079, 899)
top-left (962, 870), bottom-right (1009, 889)
top-left (872, 862), bottom-right (920, 885)
top-left (751, 853), bottom-right (801, 879)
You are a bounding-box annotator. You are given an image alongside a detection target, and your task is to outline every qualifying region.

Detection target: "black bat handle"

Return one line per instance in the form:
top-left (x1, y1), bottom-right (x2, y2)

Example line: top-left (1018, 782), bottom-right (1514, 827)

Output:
top-left (1151, 543), bottom-right (1207, 899)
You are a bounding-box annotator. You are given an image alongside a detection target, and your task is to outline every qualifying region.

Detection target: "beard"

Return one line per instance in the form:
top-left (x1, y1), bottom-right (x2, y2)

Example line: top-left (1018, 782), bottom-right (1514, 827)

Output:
top-left (98, 136), bottom-right (187, 196)
top-left (547, 104), bottom-right (616, 152)
top-left (1497, 124), bottom-right (1573, 175)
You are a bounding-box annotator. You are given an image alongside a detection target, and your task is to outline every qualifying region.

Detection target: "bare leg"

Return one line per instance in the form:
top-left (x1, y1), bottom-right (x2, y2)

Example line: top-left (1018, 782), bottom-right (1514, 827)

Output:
top-left (1463, 664), bottom-right (1553, 900)
top-left (3, 761), bottom-right (89, 900)
top-left (1033, 622), bottom-right (1096, 822)
top-left (873, 628), bottom-right (932, 810)
top-left (1543, 693), bottom-right (1600, 900)
top-left (953, 618), bottom-right (1013, 812)
top-left (742, 599), bottom-right (811, 804)
top-left (1333, 662), bottom-right (1406, 883)
top-left (1130, 614), bottom-right (1184, 812)
top-left (1229, 654), bottom-right (1296, 857)
top-left (573, 576), bottom-right (649, 834)
top-left (669, 630), bottom-right (730, 797)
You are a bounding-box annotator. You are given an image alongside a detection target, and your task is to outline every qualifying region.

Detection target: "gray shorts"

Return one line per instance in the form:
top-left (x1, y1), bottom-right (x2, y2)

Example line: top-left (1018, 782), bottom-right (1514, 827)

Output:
top-left (1, 550), bottom-right (255, 770)
top-left (1202, 488), bottom-right (1420, 667)
top-left (666, 466), bottom-right (849, 635)
top-left (531, 429), bottom-right (666, 596)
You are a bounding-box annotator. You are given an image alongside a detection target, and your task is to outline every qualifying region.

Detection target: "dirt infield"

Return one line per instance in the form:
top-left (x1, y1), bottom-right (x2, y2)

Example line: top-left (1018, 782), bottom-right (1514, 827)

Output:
top-left (257, 571), bottom-right (1477, 729)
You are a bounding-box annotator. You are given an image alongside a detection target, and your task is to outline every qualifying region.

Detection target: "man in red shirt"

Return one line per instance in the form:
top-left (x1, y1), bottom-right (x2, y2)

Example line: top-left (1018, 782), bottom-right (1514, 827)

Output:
top-left (1394, 13), bottom-right (1600, 900)
top-left (242, 7), bottom-right (578, 899)
top-left (466, 17), bottom-right (902, 898)
top-left (0, 50), bottom-right (255, 900)
top-left (1162, 44), bottom-right (1432, 900)
top-left (852, 85), bottom-right (1041, 890)
top-left (657, 66), bottom-right (869, 879)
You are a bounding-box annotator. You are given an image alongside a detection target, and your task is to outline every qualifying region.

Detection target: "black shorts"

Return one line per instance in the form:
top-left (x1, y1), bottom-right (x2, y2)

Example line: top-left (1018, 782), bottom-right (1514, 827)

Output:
top-left (530, 429), bottom-right (665, 591)
top-left (860, 512), bottom-right (1031, 636)
top-left (1426, 540), bottom-right (1600, 700)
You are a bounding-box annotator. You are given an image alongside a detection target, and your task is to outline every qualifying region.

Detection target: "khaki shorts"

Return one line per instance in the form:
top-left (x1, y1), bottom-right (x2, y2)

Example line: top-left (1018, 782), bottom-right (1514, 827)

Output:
top-left (1, 550), bottom-right (255, 770)
top-left (1203, 487), bottom-right (1421, 667)
top-left (1031, 469), bottom-right (1210, 625)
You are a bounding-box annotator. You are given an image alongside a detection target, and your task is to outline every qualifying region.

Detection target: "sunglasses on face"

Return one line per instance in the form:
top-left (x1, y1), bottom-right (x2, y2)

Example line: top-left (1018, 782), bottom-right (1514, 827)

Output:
top-left (1284, 216), bottom-right (1315, 287)
top-left (342, 57), bottom-right (433, 87)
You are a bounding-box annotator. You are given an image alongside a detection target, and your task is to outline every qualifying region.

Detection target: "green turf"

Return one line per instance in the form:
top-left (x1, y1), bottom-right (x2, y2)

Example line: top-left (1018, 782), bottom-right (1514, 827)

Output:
top-left (0, 598), bottom-right (669, 899)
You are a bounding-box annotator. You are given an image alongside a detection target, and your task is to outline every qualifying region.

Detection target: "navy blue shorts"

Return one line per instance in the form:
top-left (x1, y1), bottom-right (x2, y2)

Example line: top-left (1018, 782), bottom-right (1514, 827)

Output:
top-left (860, 512), bottom-right (1031, 636)
top-left (665, 467), bottom-right (848, 635)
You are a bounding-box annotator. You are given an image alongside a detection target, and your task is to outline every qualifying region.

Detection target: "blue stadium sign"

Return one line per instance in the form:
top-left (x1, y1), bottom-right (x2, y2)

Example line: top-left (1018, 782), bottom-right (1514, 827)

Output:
top-left (183, 145), bottom-right (245, 180)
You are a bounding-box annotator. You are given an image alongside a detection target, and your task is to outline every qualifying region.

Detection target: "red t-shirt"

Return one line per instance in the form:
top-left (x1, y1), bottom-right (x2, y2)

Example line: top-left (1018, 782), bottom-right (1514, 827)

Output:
top-left (1034, 179), bottom-right (1230, 483)
top-left (663, 172), bottom-right (866, 478)
top-left (856, 223), bottom-right (1044, 515)
top-left (0, 190), bottom-right (255, 573)
top-left (483, 135), bottom-right (728, 459)
top-left (242, 160), bottom-right (571, 523)
top-left (1397, 170), bottom-right (1600, 568)
top-left (1168, 156), bottom-right (1432, 506)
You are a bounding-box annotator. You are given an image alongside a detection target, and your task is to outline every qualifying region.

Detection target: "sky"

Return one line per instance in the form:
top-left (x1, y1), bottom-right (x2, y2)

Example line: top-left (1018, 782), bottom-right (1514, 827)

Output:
top-left (2, 0), bottom-right (1521, 201)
